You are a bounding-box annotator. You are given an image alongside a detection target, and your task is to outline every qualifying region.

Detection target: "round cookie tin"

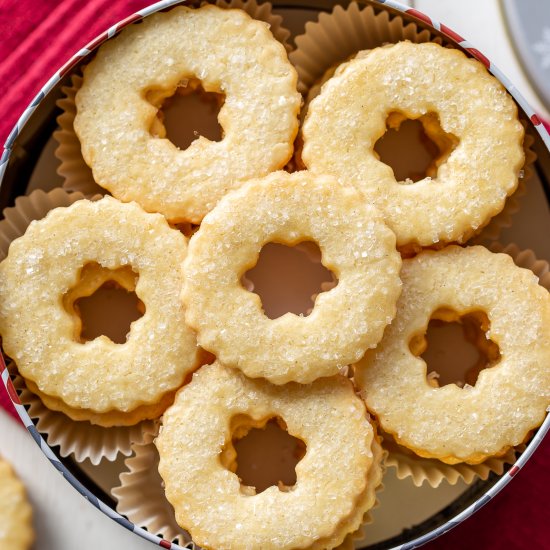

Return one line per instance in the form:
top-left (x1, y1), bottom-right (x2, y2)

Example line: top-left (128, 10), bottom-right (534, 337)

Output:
top-left (1, 1), bottom-right (549, 548)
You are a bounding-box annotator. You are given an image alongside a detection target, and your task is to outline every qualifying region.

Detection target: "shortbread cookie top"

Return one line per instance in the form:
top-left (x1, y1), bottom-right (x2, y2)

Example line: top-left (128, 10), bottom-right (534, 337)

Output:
top-left (355, 246), bottom-right (550, 464)
top-left (0, 197), bottom-right (198, 416)
top-left (74, 5), bottom-right (301, 223)
top-left (302, 41), bottom-right (524, 250)
top-left (183, 170), bottom-right (402, 384)
top-left (157, 362), bottom-right (379, 549)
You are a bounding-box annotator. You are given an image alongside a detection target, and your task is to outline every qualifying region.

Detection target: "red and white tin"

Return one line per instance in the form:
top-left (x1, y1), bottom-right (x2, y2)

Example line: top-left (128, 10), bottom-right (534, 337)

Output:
top-left (1, 1), bottom-right (549, 548)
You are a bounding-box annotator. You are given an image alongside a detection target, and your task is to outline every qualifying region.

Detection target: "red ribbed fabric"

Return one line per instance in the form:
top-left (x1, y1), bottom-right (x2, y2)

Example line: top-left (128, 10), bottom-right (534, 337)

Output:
top-left (0, 2), bottom-right (548, 548)
top-left (0, 0), bottom-right (153, 145)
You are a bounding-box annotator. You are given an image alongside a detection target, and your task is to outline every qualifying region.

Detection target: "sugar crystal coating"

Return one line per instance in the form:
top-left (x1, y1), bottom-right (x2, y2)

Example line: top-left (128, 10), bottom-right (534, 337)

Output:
top-left (302, 41), bottom-right (525, 249)
top-left (0, 196), bottom-right (199, 418)
top-left (74, 5), bottom-right (301, 223)
top-left (183, 170), bottom-right (402, 384)
top-left (156, 361), bottom-right (381, 549)
top-left (355, 245), bottom-right (550, 464)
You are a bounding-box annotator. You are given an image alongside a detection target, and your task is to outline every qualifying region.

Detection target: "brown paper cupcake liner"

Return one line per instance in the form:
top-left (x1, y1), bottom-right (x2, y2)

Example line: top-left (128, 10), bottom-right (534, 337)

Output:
top-left (112, 425), bottom-right (385, 549)
top-left (382, 430), bottom-right (521, 489)
top-left (111, 430), bottom-right (194, 548)
top-left (0, 188), bottom-right (90, 260)
top-left (54, 74), bottom-right (105, 197)
top-left (0, 189), bottom-right (156, 464)
top-left (214, 0), bottom-right (292, 52)
top-left (9, 368), bottom-right (152, 465)
top-left (289, 3), bottom-right (443, 95)
top-left (55, 0), bottom-right (292, 200)
top-left (290, 2), bottom-right (536, 248)
top-left (379, 242), bottom-right (549, 487)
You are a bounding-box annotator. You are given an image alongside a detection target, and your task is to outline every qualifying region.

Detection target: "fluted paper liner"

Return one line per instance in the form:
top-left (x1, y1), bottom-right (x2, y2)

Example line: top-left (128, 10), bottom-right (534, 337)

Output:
top-left (382, 430), bottom-right (521, 489)
top-left (54, 74), bottom-right (105, 197)
top-left (55, 0), bottom-right (292, 199)
top-left (289, 3), bottom-right (443, 95)
top-left (112, 426), bottom-right (385, 548)
top-left (0, 189), bottom-right (153, 464)
top-left (382, 242), bottom-right (550, 487)
top-left (0, 188), bottom-right (90, 260)
top-left (214, 0), bottom-right (292, 53)
top-left (291, 3), bottom-right (536, 245)
top-left (112, 428), bottom-right (194, 548)
top-left (10, 369), bottom-right (150, 465)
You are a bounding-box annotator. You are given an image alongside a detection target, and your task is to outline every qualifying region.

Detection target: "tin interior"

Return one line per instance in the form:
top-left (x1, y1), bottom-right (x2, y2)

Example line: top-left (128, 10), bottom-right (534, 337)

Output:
top-left (1, 1), bottom-right (550, 548)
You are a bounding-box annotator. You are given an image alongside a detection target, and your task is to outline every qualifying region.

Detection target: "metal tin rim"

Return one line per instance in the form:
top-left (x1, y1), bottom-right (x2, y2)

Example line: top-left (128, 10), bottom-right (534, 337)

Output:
top-left (1, 1), bottom-right (549, 548)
